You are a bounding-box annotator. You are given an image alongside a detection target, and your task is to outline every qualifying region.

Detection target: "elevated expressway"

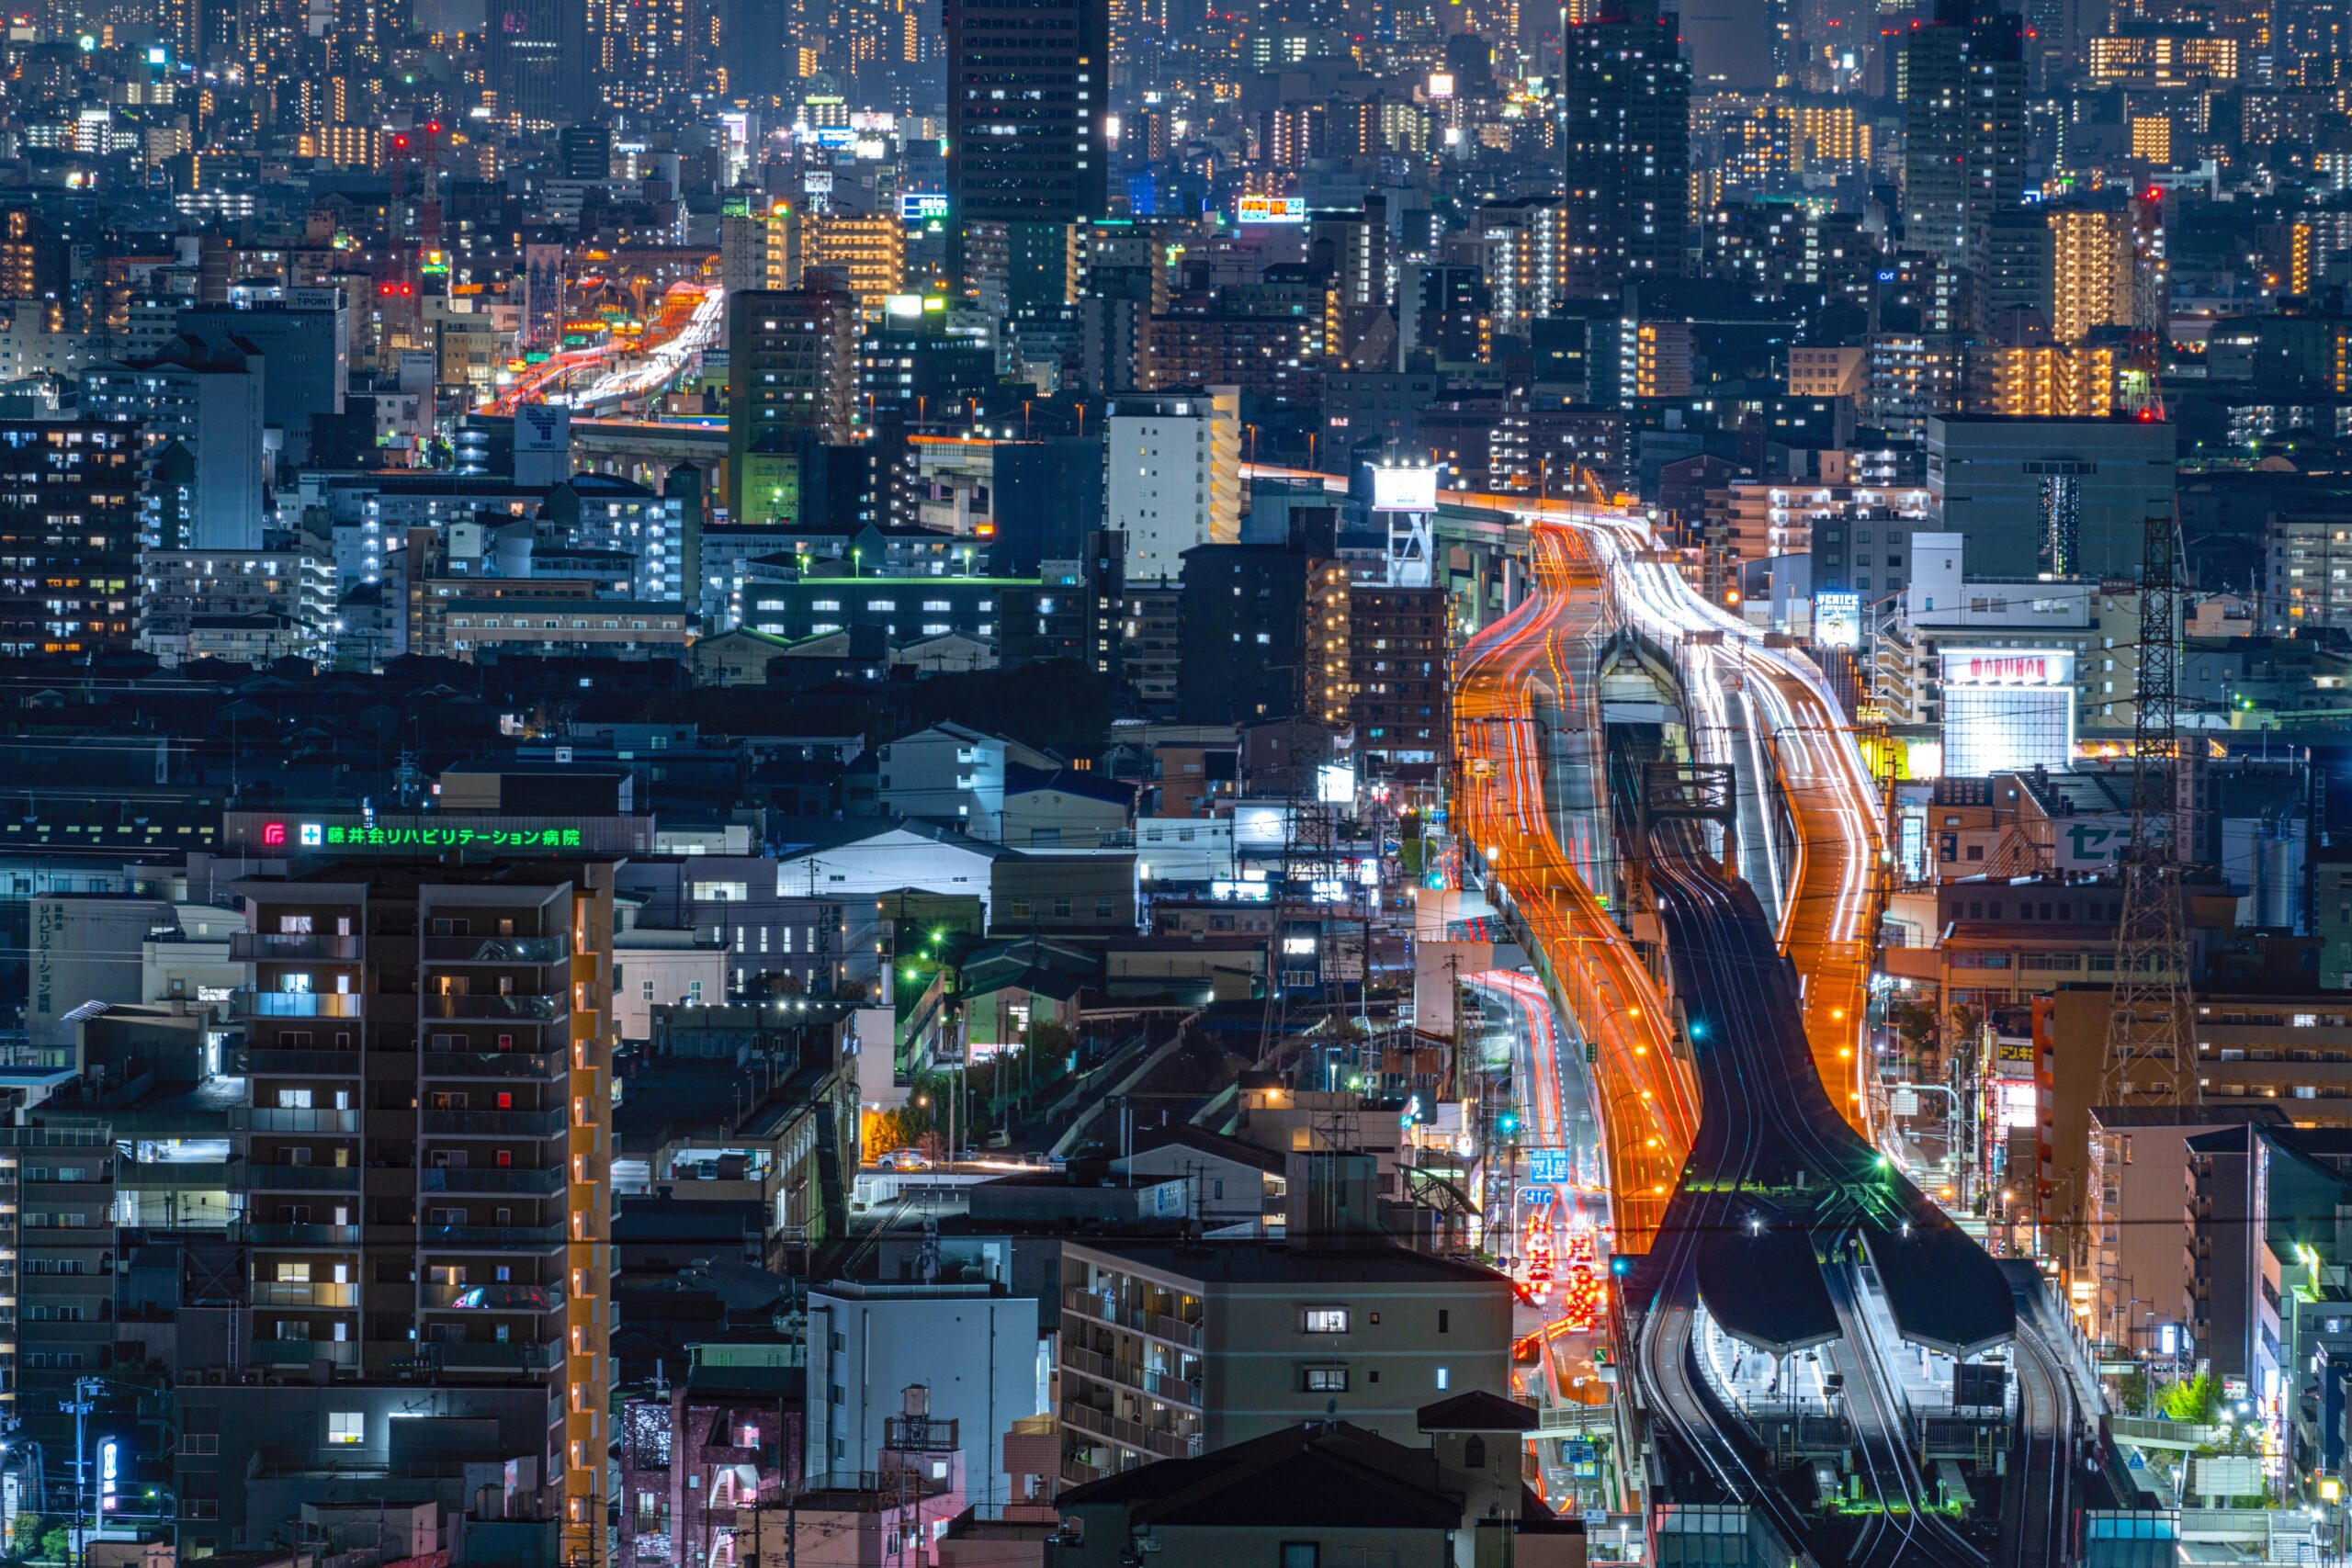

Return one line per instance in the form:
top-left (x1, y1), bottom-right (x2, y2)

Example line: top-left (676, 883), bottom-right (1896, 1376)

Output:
top-left (1427, 485), bottom-right (2085, 1563)
top-left (1453, 525), bottom-right (1697, 1254)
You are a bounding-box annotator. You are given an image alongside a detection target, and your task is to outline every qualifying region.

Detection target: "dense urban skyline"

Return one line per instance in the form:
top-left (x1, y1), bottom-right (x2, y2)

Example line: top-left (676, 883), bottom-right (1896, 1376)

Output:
top-left (0, 0), bottom-right (2341, 1563)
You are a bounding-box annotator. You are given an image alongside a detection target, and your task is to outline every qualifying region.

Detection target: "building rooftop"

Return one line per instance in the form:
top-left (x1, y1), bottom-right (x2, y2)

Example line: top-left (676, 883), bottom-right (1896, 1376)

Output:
top-left (1066, 1237), bottom-right (1510, 1287)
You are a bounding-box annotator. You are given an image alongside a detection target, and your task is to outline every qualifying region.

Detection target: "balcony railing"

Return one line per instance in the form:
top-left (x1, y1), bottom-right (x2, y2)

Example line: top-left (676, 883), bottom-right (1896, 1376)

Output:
top-left (231, 933), bottom-right (361, 962)
top-left (231, 990), bottom-right (361, 1020)
top-left (235, 1223), bottom-right (363, 1247)
top-left (420, 1109), bottom-right (567, 1138)
top-left (418, 1166), bottom-right (566, 1195)
top-left (419, 1052), bottom-right (564, 1079)
top-left (239, 1164), bottom-right (363, 1191)
top-left (421, 995), bottom-right (565, 1021)
top-left (1059, 1344), bottom-right (1201, 1407)
top-left (428, 1340), bottom-right (560, 1372)
top-left (234, 1109), bottom-right (361, 1134)
top-left (1060, 1401), bottom-right (1196, 1461)
top-left (422, 936), bottom-right (571, 964)
top-left (119, 1161), bottom-right (234, 1189)
top-left (416, 1223), bottom-right (568, 1249)
top-left (253, 1280), bottom-right (358, 1308)
top-left (1060, 1288), bottom-right (1203, 1348)
top-left (251, 1339), bottom-right (360, 1368)
top-left (234, 1048), bottom-right (362, 1077)
top-left (419, 1280), bottom-right (565, 1310)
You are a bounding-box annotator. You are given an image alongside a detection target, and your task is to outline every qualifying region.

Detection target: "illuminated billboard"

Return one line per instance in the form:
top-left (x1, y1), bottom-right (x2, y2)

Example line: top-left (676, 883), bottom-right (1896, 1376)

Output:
top-left (1370, 466), bottom-right (1439, 512)
top-left (1939, 649), bottom-right (2075, 779)
top-left (1236, 195), bottom-right (1306, 224)
top-left (899, 192), bottom-right (949, 221)
top-left (1815, 590), bottom-right (1861, 648)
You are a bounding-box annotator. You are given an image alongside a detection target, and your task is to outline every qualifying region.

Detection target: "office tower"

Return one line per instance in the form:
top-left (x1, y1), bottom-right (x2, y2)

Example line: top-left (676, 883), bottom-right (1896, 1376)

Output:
top-left (1558, 0), bottom-right (1691, 296)
top-left (228, 860), bottom-right (616, 1561)
top-left (1682, 0), bottom-right (1775, 89)
top-left (0, 422), bottom-right (142, 657)
top-left (81, 338), bottom-right (266, 550)
top-left (860, 298), bottom-right (996, 431)
top-left (1926, 412), bottom-right (2175, 576)
top-left (726, 286), bottom-right (860, 524)
top-left (178, 292), bottom-right (352, 468)
top-left (557, 123), bottom-right (613, 179)
top-left (486, 0), bottom-right (589, 129)
top-left (944, 0), bottom-right (1108, 284)
top-left (1902, 0), bottom-right (2026, 275)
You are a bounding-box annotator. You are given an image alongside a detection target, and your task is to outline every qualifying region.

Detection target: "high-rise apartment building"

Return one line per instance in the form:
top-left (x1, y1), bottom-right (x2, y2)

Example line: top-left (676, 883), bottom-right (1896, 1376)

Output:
top-left (726, 286), bottom-right (861, 524)
top-left (2047, 203), bottom-right (2136, 344)
top-left (1104, 387), bottom-right (1242, 583)
top-left (0, 422), bottom-right (142, 657)
top-left (794, 212), bottom-right (908, 320)
top-left (1902, 0), bottom-right (2026, 276)
top-left (227, 860), bottom-right (616, 1559)
top-left (81, 338), bottom-right (266, 550)
top-left (944, 0), bottom-right (1108, 282)
top-left (1558, 0), bottom-right (1690, 294)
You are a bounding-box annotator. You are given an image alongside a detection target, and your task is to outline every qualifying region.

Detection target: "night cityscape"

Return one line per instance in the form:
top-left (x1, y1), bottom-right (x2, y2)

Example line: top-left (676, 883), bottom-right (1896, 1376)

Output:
top-left (0, 0), bottom-right (2340, 1561)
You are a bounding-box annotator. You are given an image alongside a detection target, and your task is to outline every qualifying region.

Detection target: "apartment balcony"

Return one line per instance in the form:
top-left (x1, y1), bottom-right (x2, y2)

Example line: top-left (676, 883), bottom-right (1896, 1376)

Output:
top-left (421, 936), bottom-right (571, 964)
top-left (230, 989), bottom-right (361, 1021)
top-left (419, 1052), bottom-right (566, 1080)
top-left (1061, 1288), bottom-right (1203, 1349)
top-left (416, 1223), bottom-right (568, 1249)
top-left (427, 1340), bottom-right (560, 1372)
top-left (119, 1161), bottom-right (233, 1189)
top-left (251, 1338), bottom-right (360, 1369)
top-left (17, 1224), bottom-right (110, 1245)
top-left (1060, 1344), bottom-right (1201, 1407)
top-left (419, 1280), bottom-right (565, 1311)
top-left (233, 1047), bottom-right (362, 1077)
top-left (422, 995), bottom-right (566, 1021)
top-left (253, 1280), bottom-right (358, 1308)
top-left (230, 933), bottom-right (361, 962)
top-left (239, 1164), bottom-right (363, 1192)
top-left (1059, 1400), bottom-right (1197, 1461)
top-left (418, 1166), bottom-right (566, 1196)
top-left (420, 1109), bottom-right (567, 1138)
top-left (233, 1109), bottom-right (361, 1134)
top-left (234, 1223), bottom-right (363, 1247)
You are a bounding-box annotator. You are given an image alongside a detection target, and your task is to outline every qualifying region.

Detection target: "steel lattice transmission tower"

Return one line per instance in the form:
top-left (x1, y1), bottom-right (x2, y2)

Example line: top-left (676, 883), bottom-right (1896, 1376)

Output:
top-left (2105, 512), bottom-right (2194, 1105)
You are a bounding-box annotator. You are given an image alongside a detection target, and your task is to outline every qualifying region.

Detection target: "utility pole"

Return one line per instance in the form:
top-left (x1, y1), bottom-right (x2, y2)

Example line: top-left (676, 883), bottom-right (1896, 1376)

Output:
top-left (61, 1376), bottom-right (95, 1568)
top-left (2106, 512), bottom-right (2195, 1110)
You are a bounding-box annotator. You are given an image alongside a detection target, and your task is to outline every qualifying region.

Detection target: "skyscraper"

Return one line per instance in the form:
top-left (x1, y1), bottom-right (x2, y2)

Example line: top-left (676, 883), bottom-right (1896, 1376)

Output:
top-left (1559, 0), bottom-right (1692, 296)
top-left (944, 0), bottom-right (1109, 285)
top-left (1902, 0), bottom-right (2026, 276)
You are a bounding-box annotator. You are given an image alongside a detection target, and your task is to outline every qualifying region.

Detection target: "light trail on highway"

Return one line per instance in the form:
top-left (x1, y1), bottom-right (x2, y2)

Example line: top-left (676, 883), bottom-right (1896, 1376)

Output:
top-left (1453, 525), bottom-right (1699, 1254)
top-left (1452, 487), bottom-right (1888, 1136)
top-left (482, 282), bottom-right (724, 418)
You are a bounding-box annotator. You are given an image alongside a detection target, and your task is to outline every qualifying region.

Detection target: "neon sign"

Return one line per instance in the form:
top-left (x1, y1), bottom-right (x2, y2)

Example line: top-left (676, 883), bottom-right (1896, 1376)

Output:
top-left (264, 822), bottom-right (585, 851)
